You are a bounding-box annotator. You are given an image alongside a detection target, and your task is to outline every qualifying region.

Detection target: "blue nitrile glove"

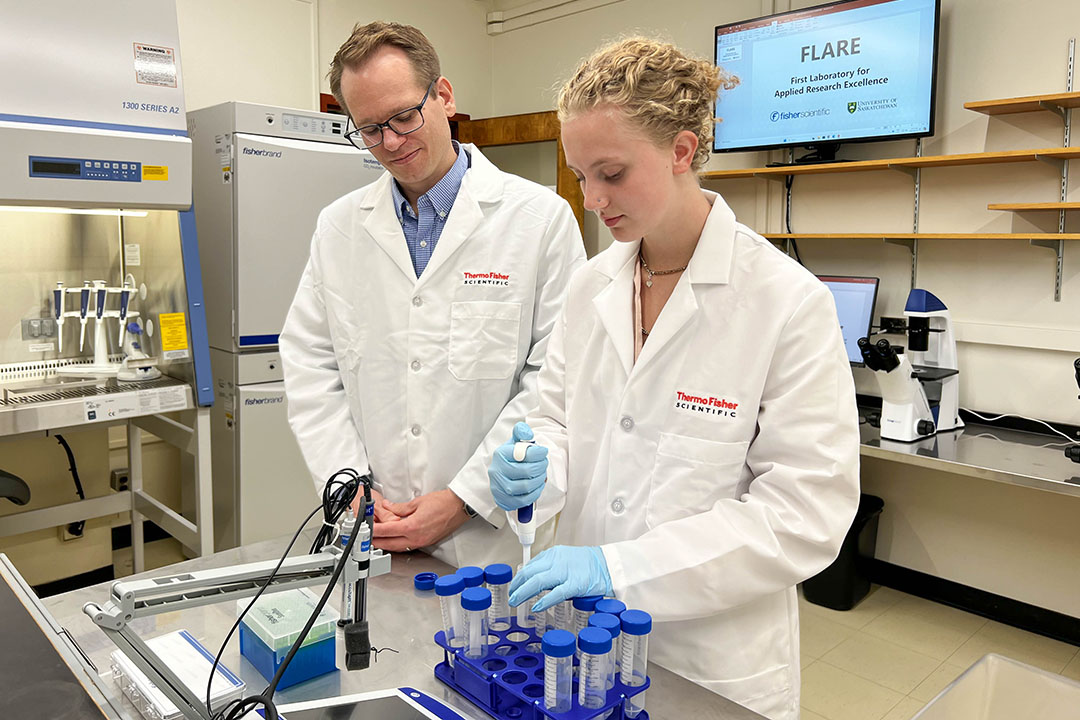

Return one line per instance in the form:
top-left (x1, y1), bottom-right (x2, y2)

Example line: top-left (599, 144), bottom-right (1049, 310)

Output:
top-left (509, 545), bottom-right (613, 613)
top-left (488, 422), bottom-right (548, 511)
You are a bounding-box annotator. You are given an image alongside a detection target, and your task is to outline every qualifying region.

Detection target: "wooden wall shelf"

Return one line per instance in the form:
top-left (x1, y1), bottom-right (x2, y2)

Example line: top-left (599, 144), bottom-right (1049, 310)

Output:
top-left (988, 202), bottom-right (1080, 212)
top-left (456, 110), bottom-right (585, 233)
top-left (700, 147), bottom-right (1080, 181)
top-left (964, 92), bottom-right (1080, 116)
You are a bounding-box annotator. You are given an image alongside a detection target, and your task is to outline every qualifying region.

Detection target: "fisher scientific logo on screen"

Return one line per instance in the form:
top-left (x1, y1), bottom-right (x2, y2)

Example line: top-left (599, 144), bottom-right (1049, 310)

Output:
top-left (769, 107), bottom-right (831, 122)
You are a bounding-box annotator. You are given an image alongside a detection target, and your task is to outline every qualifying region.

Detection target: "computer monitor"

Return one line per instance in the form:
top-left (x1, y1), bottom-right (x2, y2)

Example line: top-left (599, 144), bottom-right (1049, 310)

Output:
top-left (713, 0), bottom-right (941, 159)
top-left (818, 275), bottom-right (879, 365)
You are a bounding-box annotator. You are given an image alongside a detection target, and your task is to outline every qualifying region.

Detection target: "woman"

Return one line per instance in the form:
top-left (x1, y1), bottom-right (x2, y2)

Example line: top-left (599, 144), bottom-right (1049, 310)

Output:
top-left (487, 38), bottom-right (860, 720)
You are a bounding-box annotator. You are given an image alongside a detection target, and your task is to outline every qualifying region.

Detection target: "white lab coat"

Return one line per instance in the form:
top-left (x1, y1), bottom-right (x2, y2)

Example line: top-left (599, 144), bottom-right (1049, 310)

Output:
top-left (280, 145), bottom-right (585, 567)
top-left (526, 191), bottom-right (860, 720)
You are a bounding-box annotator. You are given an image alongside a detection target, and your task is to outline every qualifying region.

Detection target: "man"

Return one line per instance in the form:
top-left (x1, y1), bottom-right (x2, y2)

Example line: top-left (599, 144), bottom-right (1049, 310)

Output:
top-left (279, 21), bottom-right (585, 567)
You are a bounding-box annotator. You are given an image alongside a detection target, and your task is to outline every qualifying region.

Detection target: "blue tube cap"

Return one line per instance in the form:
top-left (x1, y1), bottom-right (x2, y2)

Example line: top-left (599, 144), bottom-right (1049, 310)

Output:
top-left (620, 609), bottom-right (652, 636)
top-left (434, 574), bottom-right (464, 597)
top-left (413, 572), bottom-right (438, 591)
top-left (588, 612), bottom-right (621, 639)
top-left (458, 565), bottom-right (485, 588)
top-left (594, 599), bottom-right (627, 616)
top-left (542, 629), bottom-right (576, 658)
top-left (577, 627), bottom-right (612, 655)
top-left (572, 595), bottom-right (603, 611)
top-left (484, 563), bottom-right (513, 585)
top-left (461, 586), bottom-right (493, 611)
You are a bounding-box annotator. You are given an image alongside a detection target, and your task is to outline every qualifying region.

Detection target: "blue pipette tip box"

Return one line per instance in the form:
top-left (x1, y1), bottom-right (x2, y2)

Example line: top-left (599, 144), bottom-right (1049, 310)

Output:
top-left (433, 621), bottom-right (649, 720)
top-left (238, 588), bottom-right (338, 689)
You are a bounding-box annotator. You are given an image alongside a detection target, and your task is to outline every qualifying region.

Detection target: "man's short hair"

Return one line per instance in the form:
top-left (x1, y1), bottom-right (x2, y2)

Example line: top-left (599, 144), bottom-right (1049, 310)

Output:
top-left (328, 21), bottom-right (441, 116)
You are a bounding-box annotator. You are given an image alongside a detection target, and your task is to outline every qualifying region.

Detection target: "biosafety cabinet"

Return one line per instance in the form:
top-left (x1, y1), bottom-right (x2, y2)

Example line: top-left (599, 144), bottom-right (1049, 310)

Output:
top-left (189, 102), bottom-right (384, 549)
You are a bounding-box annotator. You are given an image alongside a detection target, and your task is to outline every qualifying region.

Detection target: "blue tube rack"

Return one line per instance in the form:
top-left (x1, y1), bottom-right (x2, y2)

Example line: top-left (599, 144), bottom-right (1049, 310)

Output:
top-left (433, 621), bottom-right (650, 720)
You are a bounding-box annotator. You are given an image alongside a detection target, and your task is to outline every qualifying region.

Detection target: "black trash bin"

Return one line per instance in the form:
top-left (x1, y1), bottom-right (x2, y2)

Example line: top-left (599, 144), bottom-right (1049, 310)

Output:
top-left (802, 493), bottom-right (884, 611)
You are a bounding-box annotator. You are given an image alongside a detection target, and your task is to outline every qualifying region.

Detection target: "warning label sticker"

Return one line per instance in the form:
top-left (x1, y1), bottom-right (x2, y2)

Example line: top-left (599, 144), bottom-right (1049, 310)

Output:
top-left (133, 43), bottom-right (178, 88)
top-left (158, 312), bottom-right (190, 361)
top-left (142, 165), bottom-right (169, 181)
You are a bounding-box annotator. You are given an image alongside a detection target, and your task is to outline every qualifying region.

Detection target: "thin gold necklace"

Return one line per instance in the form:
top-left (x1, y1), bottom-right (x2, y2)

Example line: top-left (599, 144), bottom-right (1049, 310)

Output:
top-left (639, 248), bottom-right (688, 288)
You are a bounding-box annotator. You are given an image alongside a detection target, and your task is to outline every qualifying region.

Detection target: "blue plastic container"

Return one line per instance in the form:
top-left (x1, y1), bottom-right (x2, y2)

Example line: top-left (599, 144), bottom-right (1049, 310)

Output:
top-left (237, 588), bottom-right (338, 689)
top-left (239, 623), bottom-right (335, 689)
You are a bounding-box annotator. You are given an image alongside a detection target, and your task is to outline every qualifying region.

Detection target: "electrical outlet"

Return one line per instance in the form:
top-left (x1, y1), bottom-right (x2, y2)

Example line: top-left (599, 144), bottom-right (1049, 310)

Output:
top-left (58, 525), bottom-right (83, 542)
top-left (110, 468), bottom-right (130, 492)
top-left (21, 315), bottom-right (57, 340)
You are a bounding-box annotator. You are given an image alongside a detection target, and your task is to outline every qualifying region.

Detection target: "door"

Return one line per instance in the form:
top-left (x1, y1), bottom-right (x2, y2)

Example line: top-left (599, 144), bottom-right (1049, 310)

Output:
top-left (236, 381), bottom-right (321, 545)
top-left (233, 134), bottom-right (383, 348)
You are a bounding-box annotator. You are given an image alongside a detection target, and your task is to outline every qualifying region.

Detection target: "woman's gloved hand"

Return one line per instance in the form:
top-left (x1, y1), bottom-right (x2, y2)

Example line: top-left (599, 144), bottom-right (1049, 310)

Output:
top-left (509, 545), bottom-right (613, 612)
top-left (488, 422), bottom-right (548, 511)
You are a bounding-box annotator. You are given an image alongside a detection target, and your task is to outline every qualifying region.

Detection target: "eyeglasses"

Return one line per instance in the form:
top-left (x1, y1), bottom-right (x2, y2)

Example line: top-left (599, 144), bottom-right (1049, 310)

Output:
top-left (344, 78), bottom-right (437, 150)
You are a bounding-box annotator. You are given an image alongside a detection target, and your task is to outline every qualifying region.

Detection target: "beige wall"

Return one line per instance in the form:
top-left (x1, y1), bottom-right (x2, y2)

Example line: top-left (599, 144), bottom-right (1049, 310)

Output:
top-left (316, 0), bottom-right (495, 119)
top-left (177, 0), bottom-right (321, 112)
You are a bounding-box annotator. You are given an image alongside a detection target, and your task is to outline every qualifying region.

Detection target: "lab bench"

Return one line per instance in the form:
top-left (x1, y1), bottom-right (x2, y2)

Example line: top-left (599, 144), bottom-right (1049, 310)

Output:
top-left (859, 413), bottom-right (1080, 498)
top-left (43, 532), bottom-right (767, 720)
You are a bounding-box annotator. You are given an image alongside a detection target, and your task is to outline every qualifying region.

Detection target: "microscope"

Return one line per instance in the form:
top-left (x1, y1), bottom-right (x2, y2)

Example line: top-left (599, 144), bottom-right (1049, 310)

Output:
top-left (860, 289), bottom-right (964, 443)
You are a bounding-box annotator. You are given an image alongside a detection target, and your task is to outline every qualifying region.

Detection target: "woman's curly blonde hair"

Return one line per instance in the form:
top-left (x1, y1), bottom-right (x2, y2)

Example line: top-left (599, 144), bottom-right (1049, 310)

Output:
top-left (558, 38), bottom-right (739, 172)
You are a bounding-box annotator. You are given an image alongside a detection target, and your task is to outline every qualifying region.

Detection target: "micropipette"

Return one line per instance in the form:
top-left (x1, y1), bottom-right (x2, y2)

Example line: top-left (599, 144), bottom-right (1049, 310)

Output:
top-left (54, 282), bottom-right (65, 352)
top-left (511, 440), bottom-right (536, 567)
top-left (78, 282), bottom-right (90, 351)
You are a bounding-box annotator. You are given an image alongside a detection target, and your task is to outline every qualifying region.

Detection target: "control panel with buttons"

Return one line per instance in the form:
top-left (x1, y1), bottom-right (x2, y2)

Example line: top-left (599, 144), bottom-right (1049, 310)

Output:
top-left (29, 155), bottom-right (143, 182)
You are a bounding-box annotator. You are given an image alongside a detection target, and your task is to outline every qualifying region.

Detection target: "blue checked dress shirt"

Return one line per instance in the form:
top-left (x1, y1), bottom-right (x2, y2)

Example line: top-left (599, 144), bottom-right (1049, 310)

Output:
top-left (391, 141), bottom-right (471, 277)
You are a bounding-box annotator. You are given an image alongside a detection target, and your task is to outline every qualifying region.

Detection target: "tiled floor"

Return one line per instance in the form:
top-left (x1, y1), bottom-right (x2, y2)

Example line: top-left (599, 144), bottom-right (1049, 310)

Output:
top-left (799, 586), bottom-right (1080, 720)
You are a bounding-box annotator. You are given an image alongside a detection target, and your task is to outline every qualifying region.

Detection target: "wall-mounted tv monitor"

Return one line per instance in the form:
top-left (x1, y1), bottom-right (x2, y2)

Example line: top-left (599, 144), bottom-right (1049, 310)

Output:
top-left (713, 0), bottom-right (940, 157)
top-left (818, 275), bottom-right (880, 365)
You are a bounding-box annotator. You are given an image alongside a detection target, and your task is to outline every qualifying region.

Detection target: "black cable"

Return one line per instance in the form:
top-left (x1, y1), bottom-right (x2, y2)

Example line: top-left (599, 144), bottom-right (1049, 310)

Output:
top-left (784, 175), bottom-right (804, 266)
top-left (54, 434), bottom-right (86, 537)
top-left (221, 479), bottom-right (370, 720)
top-left (310, 469), bottom-right (364, 554)
top-left (209, 469), bottom-right (370, 720)
top-left (205, 503), bottom-right (320, 719)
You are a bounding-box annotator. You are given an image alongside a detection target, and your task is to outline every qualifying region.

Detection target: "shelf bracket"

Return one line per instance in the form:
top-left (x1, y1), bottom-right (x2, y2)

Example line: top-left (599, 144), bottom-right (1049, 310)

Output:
top-left (890, 166), bottom-right (919, 179)
top-left (1035, 154), bottom-right (1066, 170)
top-left (883, 236), bottom-right (919, 289)
top-left (1029, 238), bottom-right (1064, 302)
top-left (1038, 100), bottom-right (1068, 123)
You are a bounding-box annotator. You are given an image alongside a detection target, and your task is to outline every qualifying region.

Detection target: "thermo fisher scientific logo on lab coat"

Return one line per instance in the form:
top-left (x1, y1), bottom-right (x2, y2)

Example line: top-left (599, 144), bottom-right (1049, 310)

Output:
top-left (462, 271), bottom-right (510, 286)
top-left (674, 391), bottom-right (739, 419)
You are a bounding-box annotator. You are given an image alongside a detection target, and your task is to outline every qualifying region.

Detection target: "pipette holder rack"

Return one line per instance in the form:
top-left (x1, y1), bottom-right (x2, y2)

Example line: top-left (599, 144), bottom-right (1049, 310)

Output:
top-left (434, 620), bottom-right (650, 720)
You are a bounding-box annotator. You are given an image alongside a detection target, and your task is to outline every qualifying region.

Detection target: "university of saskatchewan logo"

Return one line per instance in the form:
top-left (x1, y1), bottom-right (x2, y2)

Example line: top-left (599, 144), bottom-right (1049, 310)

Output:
top-left (847, 101), bottom-right (858, 114)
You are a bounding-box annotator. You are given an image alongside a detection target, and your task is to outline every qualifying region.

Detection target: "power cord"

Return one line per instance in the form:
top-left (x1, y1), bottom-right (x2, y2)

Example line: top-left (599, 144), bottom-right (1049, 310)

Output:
top-left (310, 470), bottom-right (365, 554)
top-left (784, 175), bottom-right (804, 266)
top-left (961, 408), bottom-right (1080, 447)
top-left (54, 434), bottom-right (86, 537)
top-left (208, 469), bottom-right (370, 720)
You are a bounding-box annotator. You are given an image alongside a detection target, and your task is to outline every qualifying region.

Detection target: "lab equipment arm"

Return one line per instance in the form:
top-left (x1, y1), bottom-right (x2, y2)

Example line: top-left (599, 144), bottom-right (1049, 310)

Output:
top-left (602, 286), bottom-right (861, 623)
top-left (447, 199), bottom-right (584, 525)
top-left (280, 227), bottom-right (370, 492)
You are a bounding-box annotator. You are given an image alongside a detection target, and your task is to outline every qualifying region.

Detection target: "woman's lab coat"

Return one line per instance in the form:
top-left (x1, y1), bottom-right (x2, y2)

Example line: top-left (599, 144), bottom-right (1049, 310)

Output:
top-left (280, 145), bottom-right (584, 567)
top-left (527, 191), bottom-right (860, 720)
